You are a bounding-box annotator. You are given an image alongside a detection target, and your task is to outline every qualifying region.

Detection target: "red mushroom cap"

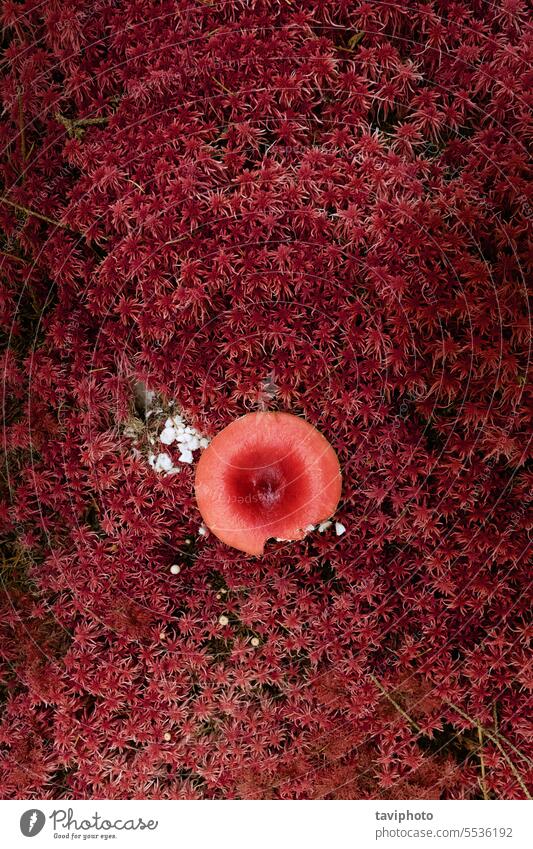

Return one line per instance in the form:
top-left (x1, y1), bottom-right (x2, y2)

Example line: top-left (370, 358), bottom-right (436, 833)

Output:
top-left (195, 412), bottom-right (342, 555)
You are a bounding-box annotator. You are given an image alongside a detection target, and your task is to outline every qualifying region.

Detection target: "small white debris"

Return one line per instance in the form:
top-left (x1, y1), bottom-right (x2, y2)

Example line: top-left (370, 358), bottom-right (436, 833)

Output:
top-left (148, 453), bottom-right (156, 468)
top-left (318, 521), bottom-right (332, 532)
top-left (198, 524), bottom-right (207, 536)
top-left (155, 453), bottom-right (173, 472)
top-left (251, 637), bottom-right (260, 647)
top-left (305, 524), bottom-right (315, 532)
top-left (148, 407), bottom-right (208, 470)
top-left (335, 521), bottom-right (346, 536)
top-left (218, 615), bottom-right (229, 626)
top-left (170, 564), bottom-right (181, 575)
top-left (160, 427), bottom-right (177, 445)
top-left (163, 732), bottom-right (172, 742)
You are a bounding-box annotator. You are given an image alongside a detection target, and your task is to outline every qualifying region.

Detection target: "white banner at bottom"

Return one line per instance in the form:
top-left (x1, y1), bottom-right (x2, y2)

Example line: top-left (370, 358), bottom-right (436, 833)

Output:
top-left (1, 799), bottom-right (530, 849)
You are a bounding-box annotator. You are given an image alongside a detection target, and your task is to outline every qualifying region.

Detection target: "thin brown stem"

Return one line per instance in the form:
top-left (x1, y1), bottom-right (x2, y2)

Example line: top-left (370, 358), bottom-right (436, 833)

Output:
top-left (210, 76), bottom-right (234, 95)
top-left (0, 249), bottom-right (26, 264)
top-left (449, 703), bottom-right (532, 766)
top-left (491, 737), bottom-right (531, 800)
top-left (477, 725), bottom-right (488, 799)
top-left (18, 90), bottom-right (26, 162)
top-left (0, 196), bottom-right (68, 229)
top-left (449, 703), bottom-right (531, 800)
top-left (369, 674), bottom-right (422, 734)
top-left (56, 113), bottom-right (109, 131)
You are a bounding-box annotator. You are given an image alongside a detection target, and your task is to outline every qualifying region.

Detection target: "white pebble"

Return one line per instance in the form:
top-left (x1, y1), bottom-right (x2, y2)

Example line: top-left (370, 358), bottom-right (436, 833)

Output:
top-left (160, 427), bottom-right (176, 445)
top-left (200, 437), bottom-right (209, 449)
top-left (305, 524), bottom-right (315, 532)
top-left (335, 521), bottom-right (346, 536)
top-left (318, 521), bottom-right (332, 532)
top-left (178, 449), bottom-right (193, 464)
top-left (170, 564), bottom-right (181, 575)
top-left (165, 418), bottom-right (174, 428)
top-left (218, 615), bottom-right (229, 626)
top-left (155, 453), bottom-right (173, 472)
top-left (187, 435), bottom-right (200, 451)
top-left (251, 637), bottom-right (260, 647)
top-left (198, 524), bottom-right (207, 536)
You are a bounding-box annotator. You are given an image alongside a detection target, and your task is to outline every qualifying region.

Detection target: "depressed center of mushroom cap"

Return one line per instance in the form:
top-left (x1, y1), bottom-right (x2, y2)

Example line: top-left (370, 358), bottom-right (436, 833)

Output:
top-left (224, 445), bottom-right (311, 522)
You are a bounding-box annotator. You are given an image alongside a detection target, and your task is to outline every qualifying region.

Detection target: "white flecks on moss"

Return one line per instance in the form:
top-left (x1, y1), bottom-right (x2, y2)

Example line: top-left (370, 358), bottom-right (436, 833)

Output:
top-left (160, 427), bottom-right (176, 445)
top-left (154, 453), bottom-right (173, 472)
top-left (198, 524), bottom-right (207, 536)
top-left (251, 637), bottom-right (260, 647)
top-left (276, 519), bottom-right (341, 543)
top-left (144, 406), bottom-right (211, 475)
top-left (170, 564), bottom-right (181, 575)
top-left (218, 615), bottom-right (229, 626)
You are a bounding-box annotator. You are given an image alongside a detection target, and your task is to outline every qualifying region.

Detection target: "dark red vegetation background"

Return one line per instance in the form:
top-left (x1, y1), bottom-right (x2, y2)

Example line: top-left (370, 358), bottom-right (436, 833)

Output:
top-left (0, 0), bottom-right (531, 799)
